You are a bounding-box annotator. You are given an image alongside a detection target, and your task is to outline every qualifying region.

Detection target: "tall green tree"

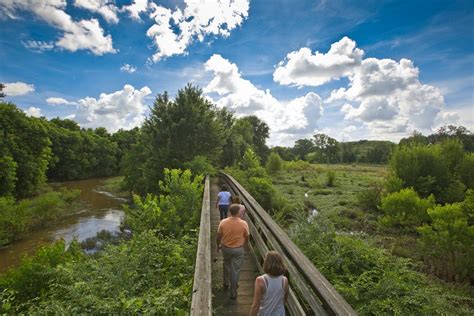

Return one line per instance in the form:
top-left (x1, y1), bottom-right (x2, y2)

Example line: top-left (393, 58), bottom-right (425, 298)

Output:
top-left (292, 139), bottom-right (314, 160)
top-left (240, 115), bottom-right (270, 163)
top-left (124, 84), bottom-right (227, 194)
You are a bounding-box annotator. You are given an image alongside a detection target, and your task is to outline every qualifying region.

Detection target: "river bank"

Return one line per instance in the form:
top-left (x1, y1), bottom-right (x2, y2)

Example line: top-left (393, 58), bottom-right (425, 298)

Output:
top-left (0, 177), bottom-right (128, 273)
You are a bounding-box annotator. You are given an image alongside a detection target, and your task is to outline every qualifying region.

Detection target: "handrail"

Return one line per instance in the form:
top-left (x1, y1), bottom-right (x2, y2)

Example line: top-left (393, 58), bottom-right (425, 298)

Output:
top-left (219, 172), bottom-right (357, 316)
top-left (190, 175), bottom-right (212, 316)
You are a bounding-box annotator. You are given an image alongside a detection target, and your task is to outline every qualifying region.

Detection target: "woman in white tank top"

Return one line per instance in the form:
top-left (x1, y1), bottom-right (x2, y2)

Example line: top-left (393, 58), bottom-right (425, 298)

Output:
top-left (249, 251), bottom-right (289, 316)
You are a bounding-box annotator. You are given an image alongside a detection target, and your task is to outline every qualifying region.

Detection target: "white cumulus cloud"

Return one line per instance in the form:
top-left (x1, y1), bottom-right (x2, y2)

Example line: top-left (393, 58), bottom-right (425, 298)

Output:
top-left (4, 82), bottom-right (35, 96)
top-left (74, 0), bottom-right (119, 24)
top-left (68, 85), bottom-right (152, 132)
top-left (25, 107), bottom-right (42, 117)
top-left (1, 0), bottom-right (116, 55)
top-left (147, 0), bottom-right (249, 62)
top-left (121, 0), bottom-right (149, 20)
top-left (204, 54), bottom-right (324, 145)
top-left (273, 36), bottom-right (364, 87)
top-left (120, 63), bottom-right (137, 73)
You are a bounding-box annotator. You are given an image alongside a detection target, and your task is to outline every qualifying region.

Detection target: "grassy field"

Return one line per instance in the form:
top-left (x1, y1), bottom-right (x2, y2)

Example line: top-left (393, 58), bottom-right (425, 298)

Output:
top-left (272, 163), bottom-right (387, 232)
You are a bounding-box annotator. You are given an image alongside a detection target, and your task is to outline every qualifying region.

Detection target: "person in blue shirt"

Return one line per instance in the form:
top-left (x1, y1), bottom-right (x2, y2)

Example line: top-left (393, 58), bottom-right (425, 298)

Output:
top-left (216, 184), bottom-right (232, 220)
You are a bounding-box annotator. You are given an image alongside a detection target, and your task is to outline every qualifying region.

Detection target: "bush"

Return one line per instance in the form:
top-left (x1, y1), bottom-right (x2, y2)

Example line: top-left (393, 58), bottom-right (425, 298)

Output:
top-left (326, 170), bottom-right (336, 187)
top-left (417, 202), bottom-right (474, 282)
top-left (356, 180), bottom-right (384, 212)
top-left (266, 152), bottom-right (283, 174)
top-left (380, 188), bottom-right (435, 229)
top-left (124, 169), bottom-right (203, 237)
top-left (183, 155), bottom-right (216, 177)
top-left (283, 159), bottom-right (311, 171)
top-left (247, 177), bottom-right (276, 211)
top-left (459, 153), bottom-right (474, 189)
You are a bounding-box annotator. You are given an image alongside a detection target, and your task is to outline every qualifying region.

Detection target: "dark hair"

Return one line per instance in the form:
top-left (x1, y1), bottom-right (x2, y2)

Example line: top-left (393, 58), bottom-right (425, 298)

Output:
top-left (221, 184), bottom-right (228, 191)
top-left (263, 251), bottom-right (286, 276)
top-left (232, 195), bottom-right (241, 204)
top-left (229, 204), bottom-right (241, 216)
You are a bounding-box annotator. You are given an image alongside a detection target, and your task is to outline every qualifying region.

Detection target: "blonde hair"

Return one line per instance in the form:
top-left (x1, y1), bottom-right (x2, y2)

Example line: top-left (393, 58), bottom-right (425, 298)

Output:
top-left (263, 251), bottom-right (286, 276)
top-left (232, 195), bottom-right (241, 204)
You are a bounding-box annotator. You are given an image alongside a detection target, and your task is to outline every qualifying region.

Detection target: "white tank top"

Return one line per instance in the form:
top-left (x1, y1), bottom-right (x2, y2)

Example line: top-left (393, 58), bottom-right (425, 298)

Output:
top-left (258, 274), bottom-right (285, 316)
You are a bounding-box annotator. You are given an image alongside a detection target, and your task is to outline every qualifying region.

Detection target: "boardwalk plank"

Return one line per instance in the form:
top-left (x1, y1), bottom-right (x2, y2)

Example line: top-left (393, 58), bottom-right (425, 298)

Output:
top-left (211, 179), bottom-right (259, 315)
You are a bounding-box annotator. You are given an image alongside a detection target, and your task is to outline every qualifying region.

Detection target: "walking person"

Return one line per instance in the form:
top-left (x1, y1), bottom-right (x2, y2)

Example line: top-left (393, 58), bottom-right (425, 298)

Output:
top-left (216, 184), bottom-right (232, 220)
top-left (232, 195), bottom-right (247, 220)
top-left (249, 251), bottom-right (289, 316)
top-left (216, 204), bottom-right (249, 299)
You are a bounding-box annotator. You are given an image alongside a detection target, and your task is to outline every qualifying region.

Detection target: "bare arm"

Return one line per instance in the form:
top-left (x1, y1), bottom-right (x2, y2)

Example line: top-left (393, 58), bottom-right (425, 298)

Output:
top-left (249, 277), bottom-right (264, 316)
top-left (216, 225), bottom-right (223, 250)
top-left (215, 195), bottom-right (220, 209)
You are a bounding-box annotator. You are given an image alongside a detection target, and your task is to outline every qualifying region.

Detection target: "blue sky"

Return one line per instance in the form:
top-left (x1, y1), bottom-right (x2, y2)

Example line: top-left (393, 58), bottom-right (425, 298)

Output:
top-left (1, 0), bottom-right (473, 145)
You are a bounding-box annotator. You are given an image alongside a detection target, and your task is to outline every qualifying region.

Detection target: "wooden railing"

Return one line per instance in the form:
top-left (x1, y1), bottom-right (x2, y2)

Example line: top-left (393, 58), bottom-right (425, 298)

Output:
top-left (219, 172), bottom-right (356, 316)
top-left (190, 176), bottom-right (212, 316)
top-left (191, 173), bottom-right (356, 315)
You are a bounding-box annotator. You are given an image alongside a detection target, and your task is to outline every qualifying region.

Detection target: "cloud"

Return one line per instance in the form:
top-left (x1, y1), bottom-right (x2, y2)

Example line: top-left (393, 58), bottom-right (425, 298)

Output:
top-left (273, 36), bottom-right (364, 87)
top-left (74, 0), bottom-right (119, 24)
top-left (22, 40), bottom-right (55, 52)
top-left (120, 63), bottom-right (137, 73)
top-left (68, 85), bottom-right (152, 132)
top-left (204, 54), bottom-right (324, 145)
top-left (25, 107), bottom-right (42, 117)
top-left (4, 82), bottom-right (35, 96)
top-left (147, 0), bottom-right (249, 62)
top-left (274, 36), bottom-right (446, 137)
top-left (121, 0), bottom-right (149, 20)
top-left (46, 97), bottom-right (76, 105)
top-left (1, 0), bottom-right (116, 55)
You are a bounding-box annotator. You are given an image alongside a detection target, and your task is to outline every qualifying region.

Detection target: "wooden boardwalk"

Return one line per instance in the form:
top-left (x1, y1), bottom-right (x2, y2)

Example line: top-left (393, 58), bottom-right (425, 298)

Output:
top-left (210, 179), bottom-right (259, 315)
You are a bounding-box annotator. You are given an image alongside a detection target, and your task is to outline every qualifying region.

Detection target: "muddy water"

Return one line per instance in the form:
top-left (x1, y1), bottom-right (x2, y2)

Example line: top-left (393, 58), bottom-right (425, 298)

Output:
top-left (0, 178), bottom-right (127, 272)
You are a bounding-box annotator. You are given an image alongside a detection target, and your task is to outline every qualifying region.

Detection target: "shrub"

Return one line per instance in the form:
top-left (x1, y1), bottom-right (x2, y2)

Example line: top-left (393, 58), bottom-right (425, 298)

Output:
top-left (326, 170), bottom-right (336, 187)
top-left (124, 169), bottom-right (203, 237)
top-left (183, 155), bottom-right (216, 177)
top-left (283, 159), bottom-right (311, 171)
top-left (380, 188), bottom-right (435, 229)
top-left (459, 153), bottom-right (474, 189)
top-left (247, 177), bottom-right (276, 211)
top-left (266, 152), bottom-right (283, 174)
top-left (417, 202), bottom-right (474, 282)
top-left (356, 180), bottom-right (384, 212)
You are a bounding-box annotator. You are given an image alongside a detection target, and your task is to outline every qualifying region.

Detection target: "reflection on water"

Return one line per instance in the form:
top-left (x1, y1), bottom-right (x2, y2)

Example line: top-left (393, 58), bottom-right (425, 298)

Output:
top-left (0, 178), bottom-right (126, 273)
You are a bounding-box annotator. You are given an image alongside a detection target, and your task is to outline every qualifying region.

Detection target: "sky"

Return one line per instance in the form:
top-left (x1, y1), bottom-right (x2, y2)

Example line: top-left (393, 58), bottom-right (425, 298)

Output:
top-left (0, 0), bottom-right (473, 146)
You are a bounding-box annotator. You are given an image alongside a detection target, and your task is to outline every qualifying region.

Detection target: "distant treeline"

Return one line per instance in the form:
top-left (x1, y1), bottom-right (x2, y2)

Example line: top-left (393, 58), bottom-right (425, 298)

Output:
top-left (271, 125), bottom-right (473, 165)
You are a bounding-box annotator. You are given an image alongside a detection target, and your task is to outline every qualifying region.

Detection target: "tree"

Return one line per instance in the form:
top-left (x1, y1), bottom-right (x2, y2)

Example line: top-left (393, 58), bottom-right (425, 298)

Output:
top-left (266, 152), bottom-right (283, 174)
top-left (240, 115), bottom-right (270, 163)
top-left (292, 139), bottom-right (314, 160)
top-left (271, 146), bottom-right (294, 161)
top-left (123, 84), bottom-right (227, 194)
top-left (0, 83), bottom-right (6, 99)
top-left (0, 103), bottom-right (51, 198)
top-left (313, 133), bottom-right (339, 163)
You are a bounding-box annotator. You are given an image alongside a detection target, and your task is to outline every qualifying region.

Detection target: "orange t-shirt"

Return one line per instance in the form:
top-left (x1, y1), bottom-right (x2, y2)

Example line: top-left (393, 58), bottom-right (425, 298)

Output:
top-left (218, 217), bottom-right (249, 248)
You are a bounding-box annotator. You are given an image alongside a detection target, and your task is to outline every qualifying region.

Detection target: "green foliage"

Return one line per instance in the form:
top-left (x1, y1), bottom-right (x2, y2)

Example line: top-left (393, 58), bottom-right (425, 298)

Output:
top-left (356, 180), bottom-right (384, 212)
top-left (283, 159), bottom-right (311, 171)
top-left (380, 188), bottom-right (435, 229)
top-left (239, 115), bottom-right (270, 163)
top-left (417, 202), bottom-right (474, 282)
top-left (0, 102), bottom-right (51, 198)
top-left (266, 152), bottom-right (283, 174)
top-left (247, 177), bottom-right (276, 211)
top-left (124, 169), bottom-right (203, 237)
top-left (0, 189), bottom-right (80, 246)
top-left (183, 155), bottom-right (216, 176)
top-left (459, 153), bottom-right (474, 189)
top-left (1, 232), bottom-right (195, 314)
top-left (123, 85), bottom-right (226, 194)
top-left (290, 218), bottom-right (473, 315)
top-left (0, 155), bottom-right (17, 196)
top-left (326, 170), bottom-right (336, 187)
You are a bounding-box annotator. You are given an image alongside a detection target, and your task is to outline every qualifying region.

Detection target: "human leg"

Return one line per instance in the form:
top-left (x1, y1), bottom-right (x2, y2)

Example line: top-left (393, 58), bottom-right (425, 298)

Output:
top-left (222, 247), bottom-right (231, 288)
top-left (229, 247), bottom-right (244, 298)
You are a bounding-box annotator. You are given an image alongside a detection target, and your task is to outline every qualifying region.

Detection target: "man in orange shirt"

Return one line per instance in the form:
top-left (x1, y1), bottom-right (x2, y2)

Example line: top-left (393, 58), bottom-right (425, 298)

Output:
top-left (217, 204), bottom-right (250, 299)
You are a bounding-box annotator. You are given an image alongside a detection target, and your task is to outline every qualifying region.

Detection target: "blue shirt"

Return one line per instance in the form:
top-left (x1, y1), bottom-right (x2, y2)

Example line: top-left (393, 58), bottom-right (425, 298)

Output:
top-left (218, 191), bottom-right (232, 205)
